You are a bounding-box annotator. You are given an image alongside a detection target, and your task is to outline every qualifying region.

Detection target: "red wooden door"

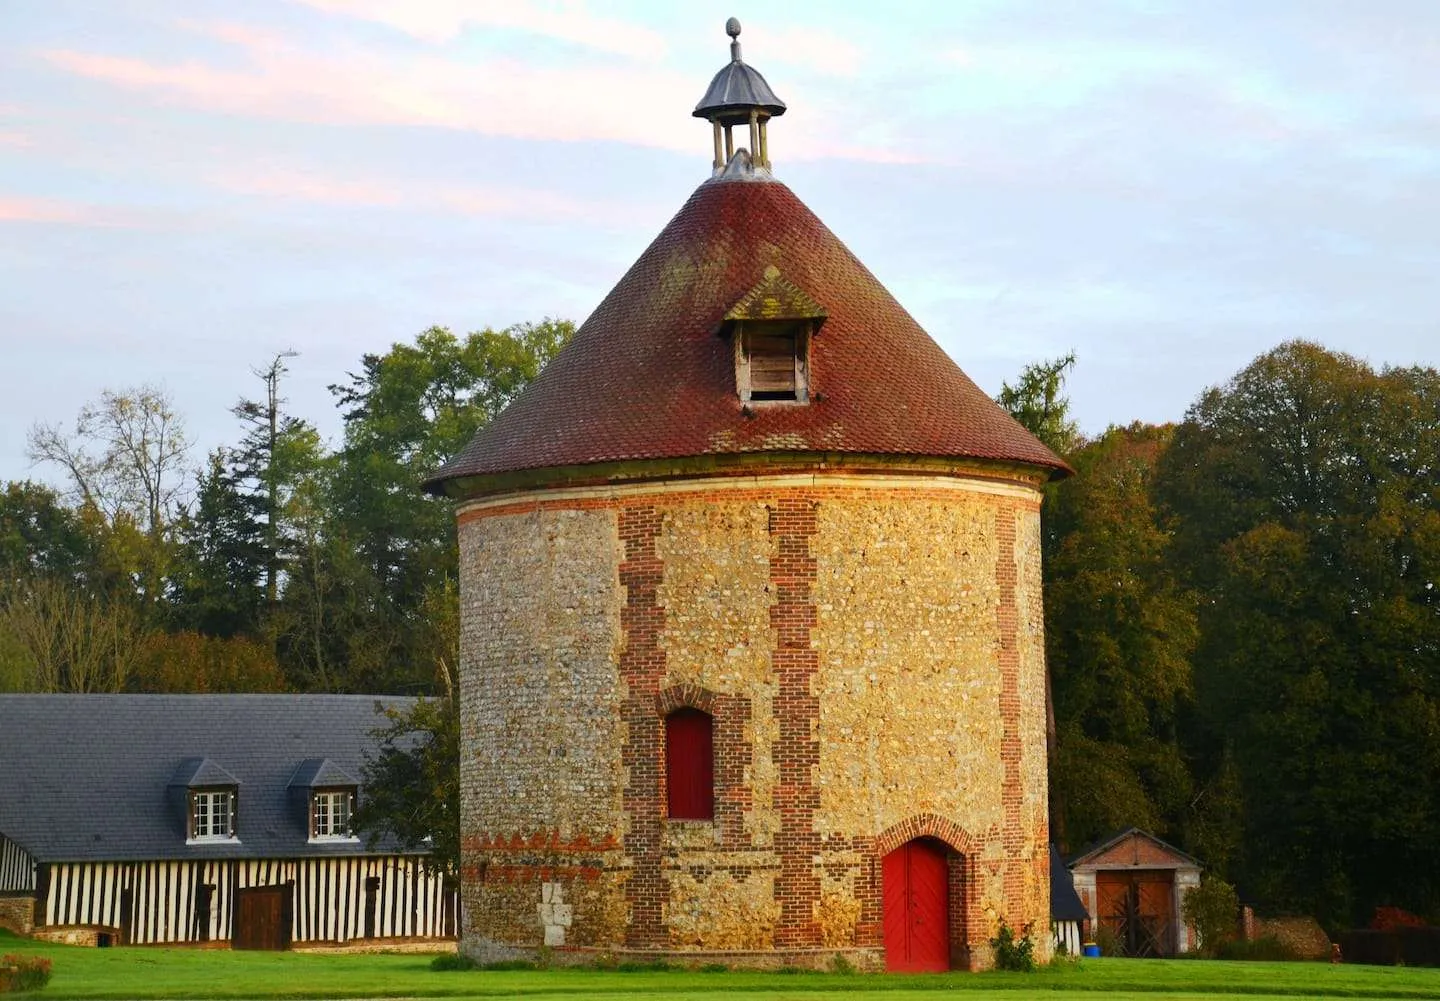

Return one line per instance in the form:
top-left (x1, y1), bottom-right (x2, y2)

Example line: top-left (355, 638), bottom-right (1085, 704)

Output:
top-left (883, 838), bottom-right (950, 972)
top-left (665, 708), bottom-right (714, 819)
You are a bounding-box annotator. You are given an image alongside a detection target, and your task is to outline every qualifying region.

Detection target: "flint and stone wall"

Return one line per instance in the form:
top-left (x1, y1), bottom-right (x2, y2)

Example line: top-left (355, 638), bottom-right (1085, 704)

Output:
top-left (456, 470), bottom-right (1050, 970)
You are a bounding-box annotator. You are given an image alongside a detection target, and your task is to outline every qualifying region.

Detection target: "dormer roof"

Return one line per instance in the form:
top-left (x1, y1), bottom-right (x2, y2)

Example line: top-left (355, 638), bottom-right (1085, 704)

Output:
top-left (724, 266), bottom-right (826, 325)
top-left (288, 758), bottom-right (359, 789)
top-left (169, 757), bottom-right (238, 788)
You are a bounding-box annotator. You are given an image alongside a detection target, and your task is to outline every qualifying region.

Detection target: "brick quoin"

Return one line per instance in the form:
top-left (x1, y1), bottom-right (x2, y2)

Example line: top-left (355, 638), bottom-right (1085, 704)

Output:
top-left (769, 497), bottom-right (822, 949)
top-left (995, 505), bottom-right (1026, 920)
top-left (619, 505), bottom-right (667, 948)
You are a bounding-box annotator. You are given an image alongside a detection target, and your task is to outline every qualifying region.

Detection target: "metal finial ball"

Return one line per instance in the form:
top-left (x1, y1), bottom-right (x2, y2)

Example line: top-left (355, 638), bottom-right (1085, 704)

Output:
top-left (725, 17), bottom-right (742, 39)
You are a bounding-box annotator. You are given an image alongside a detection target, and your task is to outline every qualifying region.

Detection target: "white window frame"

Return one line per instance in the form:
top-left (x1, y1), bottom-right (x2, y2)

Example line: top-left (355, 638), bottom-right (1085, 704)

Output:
top-left (188, 788), bottom-right (237, 843)
top-left (310, 788), bottom-right (356, 841)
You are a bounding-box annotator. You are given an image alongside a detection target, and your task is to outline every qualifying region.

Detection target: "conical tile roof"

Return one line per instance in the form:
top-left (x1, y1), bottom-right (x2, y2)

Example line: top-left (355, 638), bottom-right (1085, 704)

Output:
top-left (427, 172), bottom-right (1067, 493)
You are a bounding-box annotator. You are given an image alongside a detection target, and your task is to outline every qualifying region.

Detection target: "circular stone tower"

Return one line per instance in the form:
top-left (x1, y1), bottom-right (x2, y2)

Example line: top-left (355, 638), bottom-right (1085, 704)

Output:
top-left (425, 20), bottom-right (1068, 973)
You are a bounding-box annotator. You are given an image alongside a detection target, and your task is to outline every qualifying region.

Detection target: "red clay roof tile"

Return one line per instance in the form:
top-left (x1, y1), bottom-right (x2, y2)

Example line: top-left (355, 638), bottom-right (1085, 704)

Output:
top-left (428, 173), bottom-right (1067, 491)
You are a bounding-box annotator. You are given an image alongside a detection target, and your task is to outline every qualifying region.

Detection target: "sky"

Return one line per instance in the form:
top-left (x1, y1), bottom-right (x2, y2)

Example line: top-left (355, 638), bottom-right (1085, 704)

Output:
top-left (3, 0), bottom-right (1439, 491)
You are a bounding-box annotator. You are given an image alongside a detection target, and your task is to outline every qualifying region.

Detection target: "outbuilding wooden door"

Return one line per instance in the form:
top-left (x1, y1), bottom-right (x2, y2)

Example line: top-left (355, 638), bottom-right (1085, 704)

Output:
top-left (1097, 870), bottom-right (1175, 957)
top-left (234, 885), bottom-right (290, 950)
top-left (883, 838), bottom-right (950, 972)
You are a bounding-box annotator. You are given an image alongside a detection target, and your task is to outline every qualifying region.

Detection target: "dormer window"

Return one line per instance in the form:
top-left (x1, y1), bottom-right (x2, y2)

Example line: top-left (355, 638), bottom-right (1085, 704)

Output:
top-left (311, 788), bottom-right (355, 840)
top-left (723, 265), bottom-right (826, 406)
top-left (189, 788), bottom-right (237, 841)
top-left (171, 757), bottom-right (240, 844)
top-left (738, 320), bottom-right (811, 402)
top-left (288, 757), bottom-right (361, 842)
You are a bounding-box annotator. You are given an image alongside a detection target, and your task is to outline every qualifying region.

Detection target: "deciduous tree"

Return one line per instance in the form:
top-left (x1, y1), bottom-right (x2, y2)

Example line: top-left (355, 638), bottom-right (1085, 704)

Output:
top-left (1158, 341), bottom-right (1440, 925)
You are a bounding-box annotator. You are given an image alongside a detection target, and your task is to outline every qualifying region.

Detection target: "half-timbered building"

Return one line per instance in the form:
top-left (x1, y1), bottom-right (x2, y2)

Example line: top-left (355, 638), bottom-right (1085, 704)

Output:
top-left (0, 695), bottom-right (455, 949)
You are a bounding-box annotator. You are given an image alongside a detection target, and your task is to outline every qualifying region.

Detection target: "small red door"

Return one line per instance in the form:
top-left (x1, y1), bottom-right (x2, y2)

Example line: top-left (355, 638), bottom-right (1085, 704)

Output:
top-left (665, 708), bottom-right (714, 819)
top-left (883, 838), bottom-right (950, 972)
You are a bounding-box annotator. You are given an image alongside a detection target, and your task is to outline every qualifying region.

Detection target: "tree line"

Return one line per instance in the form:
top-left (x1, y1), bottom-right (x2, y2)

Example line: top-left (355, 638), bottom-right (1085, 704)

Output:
top-left (3, 327), bottom-right (1435, 930)
top-left (1004, 341), bottom-right (1440, 930)
top-left (0, 321), bottom-right (572, 696)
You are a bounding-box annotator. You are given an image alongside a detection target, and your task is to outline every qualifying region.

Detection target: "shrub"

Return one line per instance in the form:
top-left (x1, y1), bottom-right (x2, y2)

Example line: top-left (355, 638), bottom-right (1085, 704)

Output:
top-left (1372, 907), bottom-right (1428, 932)
top-left (0, 955), bottom-right (52, 993)
top-left (1215, 935), bottom-right (1298, 961)
top-left (1182, 876), bottom-right (1239, 956)
top-left (990, 918), bottom-right (1036, 972)
top-left (429, 952), bottom-right (477, 971)
top-left (1092, 924), bottom-right (1123, 957)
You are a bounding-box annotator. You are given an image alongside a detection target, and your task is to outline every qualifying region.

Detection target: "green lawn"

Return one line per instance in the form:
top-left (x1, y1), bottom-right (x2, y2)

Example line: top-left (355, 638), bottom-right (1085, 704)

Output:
top-left (3, 931), bottom-right (1438, 1000)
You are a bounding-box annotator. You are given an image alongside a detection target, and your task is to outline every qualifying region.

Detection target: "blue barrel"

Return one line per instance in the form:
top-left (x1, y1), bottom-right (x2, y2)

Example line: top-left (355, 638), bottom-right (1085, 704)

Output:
top-left (1082, 943), bottom-right (1101, 958)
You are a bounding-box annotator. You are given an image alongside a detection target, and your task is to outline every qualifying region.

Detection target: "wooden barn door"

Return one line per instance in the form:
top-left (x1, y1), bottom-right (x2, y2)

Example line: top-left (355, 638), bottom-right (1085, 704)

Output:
top-left (883, 838), bottom-right (950, 972)
top-left (233, 885), bottom-right (290, 950)
top-left (1096, 870), bottom-right (1175, 957)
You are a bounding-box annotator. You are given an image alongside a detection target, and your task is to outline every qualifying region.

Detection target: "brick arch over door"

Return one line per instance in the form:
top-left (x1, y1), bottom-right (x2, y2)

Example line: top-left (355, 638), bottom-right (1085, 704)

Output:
top-left (874, 815), bottom-right (980, 972)
top-left (874, 814), bottom-right (979, 858)
top-left (654, 683), bottom-right (719, 716)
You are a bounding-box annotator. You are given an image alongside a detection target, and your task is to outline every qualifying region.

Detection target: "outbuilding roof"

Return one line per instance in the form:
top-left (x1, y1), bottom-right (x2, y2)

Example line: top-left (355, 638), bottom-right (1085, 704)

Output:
top-left (0, 694), bottom-right (416, 863)
top-left (1050, 844), bottom-right (1089, 922)
top-left (1068, 826), bottom-right (1203, 871)
top-left (426, 171), bottom-right (1068, 493)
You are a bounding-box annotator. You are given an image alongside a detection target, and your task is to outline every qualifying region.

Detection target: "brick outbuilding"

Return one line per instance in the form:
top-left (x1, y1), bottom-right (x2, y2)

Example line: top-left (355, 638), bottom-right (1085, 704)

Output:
top-left (425, 19), bottom-right (1068, 972)
top-left (1068, 828), bottom-right (1202, 956)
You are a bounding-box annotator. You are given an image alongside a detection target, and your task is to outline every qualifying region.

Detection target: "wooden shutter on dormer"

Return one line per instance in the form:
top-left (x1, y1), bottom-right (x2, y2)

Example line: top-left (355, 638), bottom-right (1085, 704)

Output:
top-left (743, 321), bottom-right (810, 401)
top-left (724, 266), bottom-right (826, 405)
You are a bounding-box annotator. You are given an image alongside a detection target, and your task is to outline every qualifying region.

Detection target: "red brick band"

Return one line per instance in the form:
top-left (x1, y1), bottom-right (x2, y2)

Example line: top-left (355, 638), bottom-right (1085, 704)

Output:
top-left (769, 498), bottom-right (822, 948)
top-left (619, 506), bottom-right (666, 947)
top-left (996, 506), bottom-right (1024, 918)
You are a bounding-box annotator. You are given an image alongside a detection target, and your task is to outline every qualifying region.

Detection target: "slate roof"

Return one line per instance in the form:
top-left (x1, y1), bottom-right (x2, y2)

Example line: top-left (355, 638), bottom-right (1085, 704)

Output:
top-left (1050, 844), bottom-right (1089, 922)
top-left (0, 694), bottom-right (416, 863)
top-left (426, 171), bottom-right (1068, 493)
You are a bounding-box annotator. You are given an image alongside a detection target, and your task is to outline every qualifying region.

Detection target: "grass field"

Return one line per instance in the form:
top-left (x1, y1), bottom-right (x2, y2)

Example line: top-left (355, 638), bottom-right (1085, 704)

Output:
top-left (4, 931), bottom-right (1439, 1000)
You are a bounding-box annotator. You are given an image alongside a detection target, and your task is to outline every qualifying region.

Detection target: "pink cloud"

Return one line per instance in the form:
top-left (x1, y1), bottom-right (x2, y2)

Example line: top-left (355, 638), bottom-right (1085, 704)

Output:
top-left (208, 166), bottom-right (646, 226)
top-left (0, 131), bottom-right (34, 148)
top-left (292, 0), bottom-right (668, 58)
top-left (0, 195), bottom-right (128, 226)
top-left (39, 19), bottom-right (930, 167)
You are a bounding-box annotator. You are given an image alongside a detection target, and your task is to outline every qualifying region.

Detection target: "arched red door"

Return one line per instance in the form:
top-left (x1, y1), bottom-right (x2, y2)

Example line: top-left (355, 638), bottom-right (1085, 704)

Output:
top-left (882, 838), bottom-right (950, 972)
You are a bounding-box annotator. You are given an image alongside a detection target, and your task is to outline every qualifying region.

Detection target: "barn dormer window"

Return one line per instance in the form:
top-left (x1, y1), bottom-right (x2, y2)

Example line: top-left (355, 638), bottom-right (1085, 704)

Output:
top-left (723, 265), bottom-right (826, 406)
top-left (171, 757), bottom-right (240, 844)
top-left (189, 788), bottom-right (237, 841)
top-left (310, 788), bottom-right (356, 840)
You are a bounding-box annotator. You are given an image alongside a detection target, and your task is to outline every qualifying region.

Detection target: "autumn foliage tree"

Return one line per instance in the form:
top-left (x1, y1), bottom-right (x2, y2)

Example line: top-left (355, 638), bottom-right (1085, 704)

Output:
top-left (1159, 341), bottom-right (1440, 925)
top-left (1044, 423), bottom-right (1198, 848)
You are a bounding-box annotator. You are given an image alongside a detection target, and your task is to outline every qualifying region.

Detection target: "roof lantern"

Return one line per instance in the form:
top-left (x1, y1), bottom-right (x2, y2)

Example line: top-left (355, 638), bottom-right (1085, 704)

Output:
top-left (694, 17), bottom-right (786, 172)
